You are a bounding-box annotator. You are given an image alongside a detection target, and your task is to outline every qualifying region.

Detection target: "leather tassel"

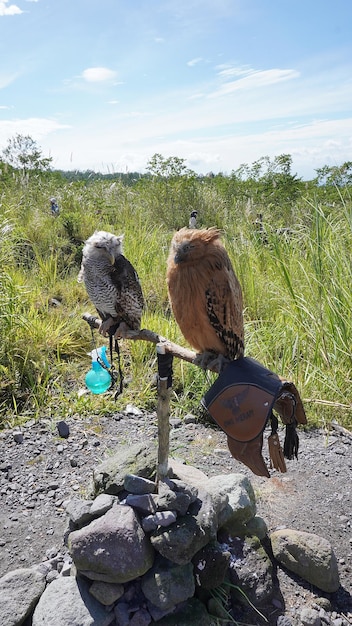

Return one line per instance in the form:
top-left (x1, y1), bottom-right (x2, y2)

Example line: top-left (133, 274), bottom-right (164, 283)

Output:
top-left (268, 412), bottom-right (287, 472)
top-left (268, 432), bottom-right (287, 473)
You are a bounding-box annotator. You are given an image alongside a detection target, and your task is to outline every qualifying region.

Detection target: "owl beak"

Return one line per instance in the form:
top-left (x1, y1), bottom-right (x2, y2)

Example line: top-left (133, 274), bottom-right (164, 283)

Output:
top-left (174, 251), bottom-right (182, 264)
top-left (174, 246), bottom-right (185, 263)
top-left (95, 244), bottom-right (115, 265)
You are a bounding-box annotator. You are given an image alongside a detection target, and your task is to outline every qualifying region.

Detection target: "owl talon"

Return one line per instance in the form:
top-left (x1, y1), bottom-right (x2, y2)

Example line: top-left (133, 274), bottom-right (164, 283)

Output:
top-left (99, 318), bottom-right (116, 336)
top-left (113, 322), bottom-right (134, 339)
top-left (193, 351), bottom-right (216, 369)
top-left (194, 351), bottom-right (229, 373)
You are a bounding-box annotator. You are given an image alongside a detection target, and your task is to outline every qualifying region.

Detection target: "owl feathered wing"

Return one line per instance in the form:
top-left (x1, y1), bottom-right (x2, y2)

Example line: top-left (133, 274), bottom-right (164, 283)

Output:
top-left (106, 255), bottom-right (144, 330)
top-left (205, 258), bottom-right (244, 360)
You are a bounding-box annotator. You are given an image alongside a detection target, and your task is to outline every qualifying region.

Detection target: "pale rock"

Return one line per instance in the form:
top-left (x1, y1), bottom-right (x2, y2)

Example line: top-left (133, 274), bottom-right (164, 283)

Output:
top-left (206, 473), bottom-right (256, 529)
top-left (32, 576), bottom-right (114, 626)
top-left (270, 528), bottom-right (340, 593)
top-left (0, 567), bottom-right (46, 626)
top-left (89, 493), bottom-right (115, 517)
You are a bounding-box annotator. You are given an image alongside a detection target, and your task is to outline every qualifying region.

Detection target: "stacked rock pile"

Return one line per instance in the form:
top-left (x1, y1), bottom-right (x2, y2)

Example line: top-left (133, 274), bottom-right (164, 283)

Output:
top-left (0, 441), bottom-right (343, 626)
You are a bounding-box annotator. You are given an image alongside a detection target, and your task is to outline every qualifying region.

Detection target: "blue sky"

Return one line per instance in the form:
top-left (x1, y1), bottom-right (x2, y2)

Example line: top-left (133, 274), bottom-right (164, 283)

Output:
top-left (0, 0), bottom-right (351, 178)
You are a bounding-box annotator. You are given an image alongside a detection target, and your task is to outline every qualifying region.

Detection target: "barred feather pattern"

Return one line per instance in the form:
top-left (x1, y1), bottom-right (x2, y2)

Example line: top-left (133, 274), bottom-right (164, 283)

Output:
top-left (166, 227), bottom-right (244, 360)
top-left (205, 289), bottom-right (244, 360)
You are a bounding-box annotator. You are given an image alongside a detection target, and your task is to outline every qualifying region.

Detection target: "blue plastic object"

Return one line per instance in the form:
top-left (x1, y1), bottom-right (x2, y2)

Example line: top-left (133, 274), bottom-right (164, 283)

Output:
top-left (96, 345), bottom-right (111, 368)
top-left (85, 347), bottom-right (111, 394)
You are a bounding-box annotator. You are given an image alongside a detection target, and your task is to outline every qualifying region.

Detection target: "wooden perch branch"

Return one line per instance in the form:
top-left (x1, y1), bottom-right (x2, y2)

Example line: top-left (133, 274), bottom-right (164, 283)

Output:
top-left (82, 312), bottom-right (221, 373)
top-left (82, 311), bottom-right (214, 485)
top-left (82, 312), bottom-right (224, 485)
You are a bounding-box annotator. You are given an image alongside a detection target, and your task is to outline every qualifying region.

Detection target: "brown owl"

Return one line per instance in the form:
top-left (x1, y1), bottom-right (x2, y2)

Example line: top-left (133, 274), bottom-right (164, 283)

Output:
top-left (78, 231), bottom-right (144, 337)
top-left (166, 227), bottom-right (244, 368)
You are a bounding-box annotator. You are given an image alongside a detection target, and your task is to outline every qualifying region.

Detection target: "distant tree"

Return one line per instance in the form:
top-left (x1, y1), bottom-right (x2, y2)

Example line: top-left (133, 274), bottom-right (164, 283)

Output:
top-left (143, 154), bottom-right (199, 228)
top-left (315, 162), bottom-right (352, 187)
top-left (232, 154), bottom-right (302, 205)
top-left (261, 154), bottom-right (302, 202)
top-left (2, 134), bottom-right (52, 172)
top-left (146, 154), bottom-right (196, 179)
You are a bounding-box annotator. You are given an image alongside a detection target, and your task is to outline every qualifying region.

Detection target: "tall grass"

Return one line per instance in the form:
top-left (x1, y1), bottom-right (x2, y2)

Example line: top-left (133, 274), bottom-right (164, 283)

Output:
top-left (0, 174), bottom-right (351, 429)
top-left (231, 202), bottom-right (352, 426)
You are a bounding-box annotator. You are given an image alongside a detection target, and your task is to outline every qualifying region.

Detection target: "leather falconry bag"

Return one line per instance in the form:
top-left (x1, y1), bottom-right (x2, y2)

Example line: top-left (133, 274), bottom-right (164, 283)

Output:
top-left (201, 357), bottom-right (307, 477)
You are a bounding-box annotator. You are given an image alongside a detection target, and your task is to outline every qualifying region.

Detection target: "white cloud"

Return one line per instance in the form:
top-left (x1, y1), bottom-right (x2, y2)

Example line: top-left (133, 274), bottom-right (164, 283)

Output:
top-left (0, 1), bottom-right (22, 15)
top-left (209, 68), bottom-right (300, 98)
top-left (35, 110), bottom-right (352, 181)
top-left (0, 117), bottom-right (70, 146)
top-left (217, 64), bottom-right (254, 78)
top-left (81, 67), bottom-right (117, 83)
top-left (187, 57), bottom-right (203, 67)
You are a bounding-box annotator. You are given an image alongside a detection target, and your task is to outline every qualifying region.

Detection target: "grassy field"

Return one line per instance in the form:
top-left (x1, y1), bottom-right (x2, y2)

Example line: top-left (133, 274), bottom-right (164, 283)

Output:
top-left (0, 166), bottom-right (351, 430)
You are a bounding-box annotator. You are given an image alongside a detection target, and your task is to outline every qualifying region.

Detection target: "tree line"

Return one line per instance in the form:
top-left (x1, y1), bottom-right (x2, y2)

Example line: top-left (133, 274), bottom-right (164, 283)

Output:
top-left (1, 133), bottom-right (352, 189)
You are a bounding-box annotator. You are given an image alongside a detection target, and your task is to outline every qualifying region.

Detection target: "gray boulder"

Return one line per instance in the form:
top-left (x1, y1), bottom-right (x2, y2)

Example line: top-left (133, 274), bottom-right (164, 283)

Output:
top-left (169, 464), bottom-right (255, 531)
top-left (162, 477), bottom-right (198, 504)
top-left (149, 597), bottom-right (213, 625)
top-left (89, 493), bottom-right (116, 517)
top-left (89, 580), bottom-right (124, 605)
top-left (69, 504), bottom-right (154, 583)
top-left (64, 497), bottom-right (94, 527)
top-left (168, 458), bottom-right (210, 484)
top-left (245, 515), bottom-right (268, 540)
top-left (65, 494), bottom-right (116, 528)
top-left (141, 557), bottom-right (195, 610)
top-left (142, 511), bottom-right (178, 532)
top-left (93, 442), bottom-right (158, 495)
top-left (206, 473), bottom-right (256, 530)
top-left (32, 576), bottom-right (114, 626)
top-left (156, 485), bottom-right (191, 515)
top-left (192, 541), bottom-right (231, 589)
top-left (150, 488), bottom-right (217, 564)
top-left (124, 474), bottom-right (156, 494)
top-left (0, 567), bottom-right (46, 626)
top-left (125, 493), bottom-right (158, 515)
top-left (270, 528), bottom-right (340, 592)
top-left (228, 535), bottom-right (274, 605)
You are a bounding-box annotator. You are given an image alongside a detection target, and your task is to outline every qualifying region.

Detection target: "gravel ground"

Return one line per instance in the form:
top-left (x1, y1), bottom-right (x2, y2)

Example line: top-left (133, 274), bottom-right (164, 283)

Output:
top-left (0, 406), bottom-right (351, 623)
